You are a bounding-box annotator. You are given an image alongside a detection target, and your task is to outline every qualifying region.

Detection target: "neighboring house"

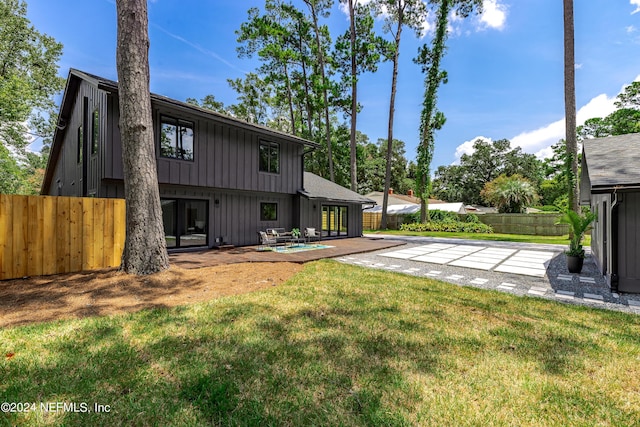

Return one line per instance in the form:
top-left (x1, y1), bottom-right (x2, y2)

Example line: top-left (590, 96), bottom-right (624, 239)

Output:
top-left (41, 69), bottom-right (373, 249)
top-left (363, 203), bottom-right (465, 216)
top-left (364, 190), bottom-right (463, 215)
top-left (580, 133), bottom-right (640, 293)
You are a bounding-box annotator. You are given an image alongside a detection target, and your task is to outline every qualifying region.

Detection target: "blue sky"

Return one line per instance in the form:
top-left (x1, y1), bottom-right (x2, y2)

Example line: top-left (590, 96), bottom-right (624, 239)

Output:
top-left (26, 0), bottom-right (640, 169)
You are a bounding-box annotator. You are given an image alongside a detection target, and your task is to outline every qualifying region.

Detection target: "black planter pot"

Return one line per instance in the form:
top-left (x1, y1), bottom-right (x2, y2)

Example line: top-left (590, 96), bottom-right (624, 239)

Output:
top-left (567, 255), bottom-right (584, 274)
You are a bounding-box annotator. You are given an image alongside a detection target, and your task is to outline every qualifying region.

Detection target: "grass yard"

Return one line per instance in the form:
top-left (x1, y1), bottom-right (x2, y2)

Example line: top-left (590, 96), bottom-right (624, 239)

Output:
top-left (366, 229), bottom-right (590, 246)
top-left (2, 260), bottom-right (638, 426)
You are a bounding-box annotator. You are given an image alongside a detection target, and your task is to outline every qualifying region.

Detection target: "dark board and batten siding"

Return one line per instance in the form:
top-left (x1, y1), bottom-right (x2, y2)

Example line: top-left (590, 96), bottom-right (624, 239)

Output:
top-left (47, 81), bottom-right (106, 197)
top-left (616, 192), bottom-right (640, 292)
top-left (104, 99), bottom-right (303, 195)
top-left (159, 185), bottom-right (296, 247)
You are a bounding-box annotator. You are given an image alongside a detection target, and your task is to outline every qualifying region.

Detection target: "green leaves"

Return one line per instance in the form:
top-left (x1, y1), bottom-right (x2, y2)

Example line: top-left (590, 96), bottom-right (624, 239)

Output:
top-left (0, 0), bottom-right (64, 150)
top-left (556, 209), bottom-right (597, 257)
top-left (481, 174), bottom-right (540, 214)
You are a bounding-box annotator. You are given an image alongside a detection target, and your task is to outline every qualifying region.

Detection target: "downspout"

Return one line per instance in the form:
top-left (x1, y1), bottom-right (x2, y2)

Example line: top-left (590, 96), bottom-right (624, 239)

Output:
top-left (610, 190), bottom-right (621, 291)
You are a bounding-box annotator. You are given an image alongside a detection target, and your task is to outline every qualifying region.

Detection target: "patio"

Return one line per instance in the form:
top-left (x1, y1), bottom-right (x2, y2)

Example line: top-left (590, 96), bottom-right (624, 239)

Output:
top-left (170, 237), bottom-right (404, 269)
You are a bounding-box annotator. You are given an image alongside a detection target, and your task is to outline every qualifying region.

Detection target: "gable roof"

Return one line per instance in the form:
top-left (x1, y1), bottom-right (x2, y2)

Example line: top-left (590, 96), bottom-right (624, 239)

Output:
top-left (364, 202), bottom-right (465, 215)
top-left (364, 191), bottom-right (446, 206)
top-left (582, 133), bottom-right (640, 191)
top-left (42, 68), bottom-right (317, 193)
top-left (300, 172), bottom-right (375, 205)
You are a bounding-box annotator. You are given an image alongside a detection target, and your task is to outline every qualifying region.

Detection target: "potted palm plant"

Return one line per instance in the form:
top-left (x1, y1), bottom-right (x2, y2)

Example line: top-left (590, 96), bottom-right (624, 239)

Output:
top-left (556, 209), bottom-right (597, 273)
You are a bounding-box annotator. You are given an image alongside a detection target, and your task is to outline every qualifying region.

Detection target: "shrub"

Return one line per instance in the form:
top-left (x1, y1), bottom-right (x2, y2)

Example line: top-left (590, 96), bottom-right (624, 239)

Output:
top-left (400, 221), bottom-right (493, 234)
top-left (481, 174), bottom-right (539, 214)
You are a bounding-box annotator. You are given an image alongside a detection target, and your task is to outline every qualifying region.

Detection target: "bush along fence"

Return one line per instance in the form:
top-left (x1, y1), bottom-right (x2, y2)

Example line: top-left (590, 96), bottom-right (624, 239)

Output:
top-left (477, 213), bottom-right (568, 236)
top-left (0, 195), bottom-right (125, 281)
top-left (364, 209), bottom-right (569, 236)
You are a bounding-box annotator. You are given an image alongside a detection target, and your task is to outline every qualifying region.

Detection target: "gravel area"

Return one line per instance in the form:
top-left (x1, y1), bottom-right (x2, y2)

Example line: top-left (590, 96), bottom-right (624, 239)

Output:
top-left (335, 235), bottom-right (640, 315)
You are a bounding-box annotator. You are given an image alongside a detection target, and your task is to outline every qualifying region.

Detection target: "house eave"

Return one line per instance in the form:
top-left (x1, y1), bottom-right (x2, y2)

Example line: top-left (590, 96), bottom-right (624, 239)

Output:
top-left (590, 184), bottom-right (640, 194)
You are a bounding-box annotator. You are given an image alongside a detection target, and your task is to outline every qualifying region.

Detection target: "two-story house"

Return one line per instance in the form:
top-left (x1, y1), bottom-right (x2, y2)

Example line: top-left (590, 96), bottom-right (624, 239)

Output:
top-left (41, 69), bottom-right (374, 249)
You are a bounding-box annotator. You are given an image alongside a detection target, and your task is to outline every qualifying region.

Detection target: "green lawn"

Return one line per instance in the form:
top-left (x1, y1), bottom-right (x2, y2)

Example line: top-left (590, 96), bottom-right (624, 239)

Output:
top-left (2, 260), bottom-right (637, 426)
top-left (366, 229), bottom-right (591, 246)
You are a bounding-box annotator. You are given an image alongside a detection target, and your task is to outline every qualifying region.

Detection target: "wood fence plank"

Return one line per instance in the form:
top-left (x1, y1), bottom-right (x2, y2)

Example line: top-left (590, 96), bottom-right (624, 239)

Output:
top-left (42, 196), bottom-right (57, 276)
top-left (69, 197), bottom-right (83, 271)
top-left (82, 198), bottom-right (95, 270)
top-left (27, 196), bottom-right (44, 277)
top-left (0, 195), bottom-right (126, 280)
top-left (12, 195), bottom-right (28, 278)
top-left (113, 199), bottom-right (125, 266)
top-left (0, 194), bottom-right (13, 280)
top-left (93, 198), bottom-right (104, 268)
top-left (103, 199), bottom-right (115, 267)
top-left (56, 197), bottom-right (71, 273)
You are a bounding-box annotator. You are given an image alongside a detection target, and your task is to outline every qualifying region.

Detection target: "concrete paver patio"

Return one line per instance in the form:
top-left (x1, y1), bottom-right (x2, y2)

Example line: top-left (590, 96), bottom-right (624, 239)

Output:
top-left (379, 243), bottom-right (556, 277)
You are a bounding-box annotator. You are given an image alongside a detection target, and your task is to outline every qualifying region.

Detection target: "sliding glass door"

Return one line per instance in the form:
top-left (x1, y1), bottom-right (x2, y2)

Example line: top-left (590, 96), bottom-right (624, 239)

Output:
top-left (161, 198), bottom-right (208, 248)
top-left (321, 205), bottom-right (348, 237)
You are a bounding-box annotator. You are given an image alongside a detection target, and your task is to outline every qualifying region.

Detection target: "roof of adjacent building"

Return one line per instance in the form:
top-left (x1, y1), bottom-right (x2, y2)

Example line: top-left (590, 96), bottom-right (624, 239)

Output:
top-left (582, 133), bottom-right (640, 190)
top-left (300, 172), bottom-right (376, 204)
top-left (364, 202), bottom-right (465, 215)
top-left (364, 191), bottom-right (446, 206)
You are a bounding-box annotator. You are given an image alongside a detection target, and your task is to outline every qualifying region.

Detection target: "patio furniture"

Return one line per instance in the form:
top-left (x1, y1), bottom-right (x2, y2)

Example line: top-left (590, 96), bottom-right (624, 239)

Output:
top-left (258, 231), bottom-right (278, 249)
top-left (304, 227), bottom-right (320, 243)
top-left (267, 228), bottom-right (292, 245)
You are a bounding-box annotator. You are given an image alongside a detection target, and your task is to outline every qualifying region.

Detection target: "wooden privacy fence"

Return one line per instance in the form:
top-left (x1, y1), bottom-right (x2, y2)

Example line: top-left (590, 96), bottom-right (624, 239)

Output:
top-left (477, 214), bottom-right (568, 236)
top-left (362, 212), bottom-right (409, 230)
top-left (0, 195), bottom-right (126, 281)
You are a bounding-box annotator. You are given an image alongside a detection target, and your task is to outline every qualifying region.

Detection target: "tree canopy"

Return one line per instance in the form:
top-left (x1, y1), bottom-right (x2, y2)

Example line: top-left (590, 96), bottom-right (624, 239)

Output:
top-left (432, 138), bottom-right (544, 204)
top-left (0, 0), bottom-right (64, 149)
top-left (0, 0), bottom-right (64, 194)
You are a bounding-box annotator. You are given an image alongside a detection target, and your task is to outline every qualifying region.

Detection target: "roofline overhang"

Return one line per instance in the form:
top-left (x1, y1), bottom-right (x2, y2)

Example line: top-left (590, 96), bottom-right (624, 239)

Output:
top-left (92, 71), bottom-right (318, 148)
top-left (298, 191), bottom-right (376, 205)
top-left (590, 184), bottom-right (640, 194)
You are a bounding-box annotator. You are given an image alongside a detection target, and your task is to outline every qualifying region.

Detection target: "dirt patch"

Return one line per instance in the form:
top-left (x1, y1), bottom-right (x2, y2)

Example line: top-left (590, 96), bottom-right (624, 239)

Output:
top-left (0, 262), bottom-right (303, 329)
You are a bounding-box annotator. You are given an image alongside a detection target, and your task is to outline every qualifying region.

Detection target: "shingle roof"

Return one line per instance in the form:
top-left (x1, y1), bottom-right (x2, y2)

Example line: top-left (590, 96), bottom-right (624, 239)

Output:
top-left (301, 172), bottom-right (375, 204)
top-left (364, 191), bottom-right (446, 206)
top-left (583, 133), bottom-right (640, 189)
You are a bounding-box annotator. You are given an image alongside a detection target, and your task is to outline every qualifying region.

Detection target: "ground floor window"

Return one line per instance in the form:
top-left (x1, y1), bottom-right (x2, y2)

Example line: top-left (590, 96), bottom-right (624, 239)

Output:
top-left (322, 205), bottom-right (348, 237)
top-left (260, 202), bottom-right (278, 221)
top-left (161, 198), bottom-right (208, 248)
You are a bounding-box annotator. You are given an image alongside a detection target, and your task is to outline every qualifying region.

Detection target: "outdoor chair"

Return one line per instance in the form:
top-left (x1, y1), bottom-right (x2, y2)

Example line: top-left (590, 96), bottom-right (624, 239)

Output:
top-left (304, 227), bottom-right (320, 243)
top-left (267, 228), bottom-right (291, 245)
top-left (258, 231), bottom-right (278, 249)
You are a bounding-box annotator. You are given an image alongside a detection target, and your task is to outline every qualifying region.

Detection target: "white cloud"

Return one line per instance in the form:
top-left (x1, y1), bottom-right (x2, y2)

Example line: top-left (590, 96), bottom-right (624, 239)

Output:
top-left (626, 25), bottom-right (637, 33)
top-left (452, 82), bottom-right (636, 163)
top-left (575, 63), bottom-right (583, 69)
top-left (478, 0), bottom-right (507, 30)
top-left (510, 93), bottom-right (617, 159)
top-left (631, 0), bottom-right (640, 14)
top-left (452, 136), bottom-right (493, 163)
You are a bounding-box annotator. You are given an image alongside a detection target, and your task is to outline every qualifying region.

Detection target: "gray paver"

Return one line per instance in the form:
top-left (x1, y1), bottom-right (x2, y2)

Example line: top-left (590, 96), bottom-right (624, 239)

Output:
top-left (494, 265), bottom-right (546, 277)
top-left (583, 293), bottom-right (604, 303)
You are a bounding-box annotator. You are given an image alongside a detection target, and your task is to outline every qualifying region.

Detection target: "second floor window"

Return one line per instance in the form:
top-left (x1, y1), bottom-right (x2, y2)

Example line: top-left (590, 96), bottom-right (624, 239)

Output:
top-left (91, 109), bottom-right (99, 155)
top-left (160, 116), bottom-right (194, 161)
top-left (259, 140), bottom-right (279, 174)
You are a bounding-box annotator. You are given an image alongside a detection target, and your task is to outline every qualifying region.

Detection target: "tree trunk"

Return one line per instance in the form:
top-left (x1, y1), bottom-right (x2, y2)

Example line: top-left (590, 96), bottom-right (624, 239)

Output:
top-left (381, 18), bottom-right (403, 230)
top-left (298, 29), bottom-right (315, 139)
top-left (116, 0), bottom-right (169, 275)
top-left (349, 0), bottom-right (358, 192)
top-left (283, 62), bottom-right (296, 136)
top-left (563, 0), bottom-right (579, 213)
top-left (307, 2), bottom-right (335, 182)
top-left (418, 0), bottom-right (451, 223)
